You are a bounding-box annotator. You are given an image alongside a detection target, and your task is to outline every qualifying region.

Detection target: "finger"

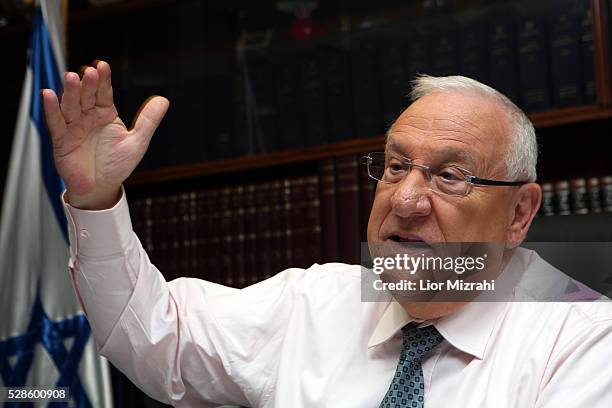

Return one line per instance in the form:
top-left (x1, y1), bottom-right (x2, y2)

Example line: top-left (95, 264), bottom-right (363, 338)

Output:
top-left (93, 60), bottom-right (113, 107)
top-left (131, 96), bottom-right (170, 144)
top-left (42, 89), bottom-right (68, 146)
top-left (60, 72), bottom-right (81, 123)
top-left (80, 66), bottom-right (99, 111)
top-left (78, 65), bottom-right (88, 79)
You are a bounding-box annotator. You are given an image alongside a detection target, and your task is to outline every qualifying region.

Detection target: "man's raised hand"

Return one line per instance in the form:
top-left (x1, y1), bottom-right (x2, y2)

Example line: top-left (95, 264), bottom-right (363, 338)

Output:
top-left (42, 60), bottom-right (169, 210)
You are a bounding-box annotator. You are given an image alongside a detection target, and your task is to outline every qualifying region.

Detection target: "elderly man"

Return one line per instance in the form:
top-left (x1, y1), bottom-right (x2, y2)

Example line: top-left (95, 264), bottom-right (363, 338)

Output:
top-left (42, 61), bottom-right (612, 407)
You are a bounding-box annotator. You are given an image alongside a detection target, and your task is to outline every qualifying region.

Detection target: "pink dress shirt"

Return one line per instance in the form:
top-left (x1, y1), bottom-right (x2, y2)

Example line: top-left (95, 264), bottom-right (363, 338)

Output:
top-left (61, 187), bottom-right (612, 407)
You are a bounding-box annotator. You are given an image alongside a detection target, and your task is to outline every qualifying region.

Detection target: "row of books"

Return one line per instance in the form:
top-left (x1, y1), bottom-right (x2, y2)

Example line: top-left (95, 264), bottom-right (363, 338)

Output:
top-left (126, 154), bottom-right (611, 286)
top-left (127, 156), bottom-right (375, 287)
top-left (539, 176), bottom-right (612, 216)
top-left (125, 0), bottom-right (596, 168)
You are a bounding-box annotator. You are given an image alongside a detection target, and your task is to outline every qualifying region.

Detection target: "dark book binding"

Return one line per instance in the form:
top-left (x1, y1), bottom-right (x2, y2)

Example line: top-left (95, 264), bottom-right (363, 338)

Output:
top-left (335, 156), bottom-right (361, 264)
top-left (324, 44), bottom-right (354, 141)
top-left (300, 47), bottom-right (330, 146)
top-left (487, 17), bottom-right (519, 103)
top-left (549, 11), bottom-right (582, 107)
top-left (350, 34), bottom-right (384, 138)
top-left (517, 15), bottom-right (551, 112)
top-left (318, 159), bottom-right (339, 262)
top-left (580, 0), bottom-right (597, 103)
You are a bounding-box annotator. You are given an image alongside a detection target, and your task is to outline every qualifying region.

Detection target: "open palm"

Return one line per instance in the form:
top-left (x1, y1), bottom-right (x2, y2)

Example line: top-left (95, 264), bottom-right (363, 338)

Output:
top-left (42, 60), bottom-right (169, 208)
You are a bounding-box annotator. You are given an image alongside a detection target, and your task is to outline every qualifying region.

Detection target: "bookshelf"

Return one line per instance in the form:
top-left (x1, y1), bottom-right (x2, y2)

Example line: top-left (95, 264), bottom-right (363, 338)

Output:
top-left (126, 104), bottom-right (612, 185)
top-left (1, 2), bottom-right (611, 407)
top-left (110, 0), bottom-right (612, 185)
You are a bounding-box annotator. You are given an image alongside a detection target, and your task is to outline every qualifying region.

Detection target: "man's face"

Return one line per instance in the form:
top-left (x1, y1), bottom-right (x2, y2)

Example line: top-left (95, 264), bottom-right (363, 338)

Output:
top-left (367, 91), bottom-right (517, 248)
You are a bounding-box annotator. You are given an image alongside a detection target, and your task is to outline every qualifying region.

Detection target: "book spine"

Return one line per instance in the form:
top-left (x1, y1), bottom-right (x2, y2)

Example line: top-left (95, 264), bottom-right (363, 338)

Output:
top-left (318, 159), bottom-right (339, 262)
top-left (194, 190), bottom-right (208, 280)
top-left (325, 45), bottom-right (354, 141)
top-left (250, 57), bottom-right (279, 153)
top-left (288, 177), bottom-right (308, 268)
top-left (281, 179), bottom-right (292, 271)
top-left (487, 17), bottom-right (519, 103)
top-left (232, 69), bottom-right (252, 156)
top-left (177, 1), bottom-right (206, 165)
top-left (187, 191), bottom-right (198, 277)
top-left (243, 184), bottom-right (258, 285)
top-left (268, 180), bottom-right (287, 278)
top-left (540, 182), bottom-right (555, 216)
top-left (553, 180), bottom-right (572, 215)
top-left (205, 75), bottom-right (234, 159)
top-left (300, 47), bottom-right (330, 146)
top-left (406, 35), bottom-right (430, 84)
top-left (570, 178), bottom-right (589, 214)
top-left (231, 185), bottom-right (246, 288)
top-left (517, 16), bottom-right (551, 112)
top-left (549, 11), bottom-right (582, 107)
top-left (275, 54), bottom-right (304, 150)
top-left (206, 188), bottom-right (222, 284)
top-left (587, 177), bottom-right (603, 213)
top-left (459, 23), bottom-right (488, 84)
top-left (335, 156), bottom-right (361, 264)
top-left (602, 176), bottom-right (612, 212)
top-left (429, 27), bottom-right (459, 77)
top-left (143, 197), bottom-right (154, 254)
top-left (303, 175), bottom-right (322, 266)
top-left (178, 192), bottom-right (192, 276)
top-left (382, 39), bottom-right (409, 126)
top-left (150, 196), bottom-right (167, 276)
top-left (255, 181), bottom-right (273, 281)
top-left (580, 0), bottom-right (597, 103)
top-left (351, 36), bottom-right (384, 138)
top-left (218, 187), bottom-right (234, 286)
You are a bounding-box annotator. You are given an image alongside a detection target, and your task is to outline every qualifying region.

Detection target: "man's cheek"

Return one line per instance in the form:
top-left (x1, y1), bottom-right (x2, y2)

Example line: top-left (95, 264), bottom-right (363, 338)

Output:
top-left (367, 200), bottom-right (389, 242)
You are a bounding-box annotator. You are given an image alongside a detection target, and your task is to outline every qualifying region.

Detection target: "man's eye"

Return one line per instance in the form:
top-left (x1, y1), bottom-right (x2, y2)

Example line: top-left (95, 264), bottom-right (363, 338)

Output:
top-left (388, 163), bottom-right (405, 173)
top-left (438, 170), bottom-right (461, 181)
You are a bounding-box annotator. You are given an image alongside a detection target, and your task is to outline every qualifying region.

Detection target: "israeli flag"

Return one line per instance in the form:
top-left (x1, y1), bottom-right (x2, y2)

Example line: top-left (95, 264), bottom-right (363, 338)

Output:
top-left (0, 1), bottom-right (113, 406)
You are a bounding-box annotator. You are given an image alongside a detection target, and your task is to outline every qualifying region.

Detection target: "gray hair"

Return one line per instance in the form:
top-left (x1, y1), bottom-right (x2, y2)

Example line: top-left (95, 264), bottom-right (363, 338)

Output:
top-left (408, 74), bottom-right (538, 182)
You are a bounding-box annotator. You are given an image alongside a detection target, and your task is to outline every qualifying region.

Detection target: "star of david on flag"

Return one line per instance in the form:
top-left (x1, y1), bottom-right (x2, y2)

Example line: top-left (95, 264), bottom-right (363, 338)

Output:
top-left (0, 1), bottom-right (113, 407)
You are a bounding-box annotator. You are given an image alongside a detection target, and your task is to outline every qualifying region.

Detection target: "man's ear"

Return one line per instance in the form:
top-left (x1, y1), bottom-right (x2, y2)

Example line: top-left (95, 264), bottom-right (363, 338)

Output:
top-left (506, 183), bottom-right (541, 247)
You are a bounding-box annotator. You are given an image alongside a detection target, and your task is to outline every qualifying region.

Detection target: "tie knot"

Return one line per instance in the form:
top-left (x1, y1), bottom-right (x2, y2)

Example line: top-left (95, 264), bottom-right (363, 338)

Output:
top-left (400, 324), bottom-right (444, 365)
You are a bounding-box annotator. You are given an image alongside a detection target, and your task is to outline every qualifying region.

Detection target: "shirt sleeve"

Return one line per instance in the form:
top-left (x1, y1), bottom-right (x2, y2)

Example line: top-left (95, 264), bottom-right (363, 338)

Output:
top-left (61, 186), bottom-right (295, 407)
top-left (534, 304), bottom-right (612, 407)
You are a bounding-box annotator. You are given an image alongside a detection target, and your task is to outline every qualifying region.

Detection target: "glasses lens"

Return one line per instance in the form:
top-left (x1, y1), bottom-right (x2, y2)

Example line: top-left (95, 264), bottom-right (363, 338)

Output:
top-left (366, 153), bottom-right (469, 196)
top-left (431, 169), bottom-right (469, 196)
top-left (367, 153), bottom-right (386, 181)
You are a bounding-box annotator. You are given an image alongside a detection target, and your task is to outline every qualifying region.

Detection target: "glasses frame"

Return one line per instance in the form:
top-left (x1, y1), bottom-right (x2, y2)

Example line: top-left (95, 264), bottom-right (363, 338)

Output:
top-left (361, 152), bottom-right (528, 197)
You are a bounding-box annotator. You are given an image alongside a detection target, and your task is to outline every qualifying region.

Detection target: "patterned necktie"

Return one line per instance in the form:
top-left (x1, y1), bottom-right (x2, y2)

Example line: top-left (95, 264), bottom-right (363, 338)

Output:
top-left (380, 324), bottom-right (445, 408)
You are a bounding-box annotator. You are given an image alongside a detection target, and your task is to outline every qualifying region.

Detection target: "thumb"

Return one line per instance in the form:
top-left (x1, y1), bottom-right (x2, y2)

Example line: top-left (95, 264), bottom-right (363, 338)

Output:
top-left (131, 95), bottom-right (170, 143)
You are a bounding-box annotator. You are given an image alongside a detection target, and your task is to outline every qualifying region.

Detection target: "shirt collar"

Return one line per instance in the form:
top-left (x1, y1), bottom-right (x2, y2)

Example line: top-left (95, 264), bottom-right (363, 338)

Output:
top-left (367, 298), bottom-right (508, 360)
top-left (367, 249), bottom-right (529, 359)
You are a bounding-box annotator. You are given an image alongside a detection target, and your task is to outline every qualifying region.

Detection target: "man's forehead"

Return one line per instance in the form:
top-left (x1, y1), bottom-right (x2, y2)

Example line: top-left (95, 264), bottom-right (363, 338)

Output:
top-left (386, 137), bottom-right (479, 169)
top-left (386, 94), bottom-right (509, 167)
top-left (393, 91), bottom-right (507, 140)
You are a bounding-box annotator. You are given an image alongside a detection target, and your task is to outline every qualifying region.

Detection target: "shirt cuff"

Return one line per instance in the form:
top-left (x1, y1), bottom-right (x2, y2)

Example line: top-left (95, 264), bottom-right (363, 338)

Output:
top-left (61, 185), bottom-right (134, 258)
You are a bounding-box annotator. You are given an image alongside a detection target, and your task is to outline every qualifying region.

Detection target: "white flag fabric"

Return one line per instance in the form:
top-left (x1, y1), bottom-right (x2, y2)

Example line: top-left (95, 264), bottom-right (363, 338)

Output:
top-left (0, 2), bottom-right (113, 407)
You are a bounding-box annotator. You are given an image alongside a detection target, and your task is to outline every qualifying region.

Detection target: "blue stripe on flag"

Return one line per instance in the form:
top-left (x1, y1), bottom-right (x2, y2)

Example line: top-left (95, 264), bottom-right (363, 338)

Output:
top-left (0, 289), bottom-right (92, 408)
top-left (29, 6), bottom-right (68, 243)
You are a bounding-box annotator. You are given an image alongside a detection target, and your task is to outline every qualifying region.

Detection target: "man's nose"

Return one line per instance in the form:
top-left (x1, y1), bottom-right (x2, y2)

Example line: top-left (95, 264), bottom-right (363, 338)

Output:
top-left (389, 170), bottom-right (432, 218)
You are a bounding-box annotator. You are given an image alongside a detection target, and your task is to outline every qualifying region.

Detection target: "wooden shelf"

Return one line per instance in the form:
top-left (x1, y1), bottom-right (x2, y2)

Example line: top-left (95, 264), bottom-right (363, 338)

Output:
top-left (126, 104), bottom-right (612, 186)
top-left (126, 135), bottom-right (386, 185)
top-left (530, 105), bottom-right (612, 128)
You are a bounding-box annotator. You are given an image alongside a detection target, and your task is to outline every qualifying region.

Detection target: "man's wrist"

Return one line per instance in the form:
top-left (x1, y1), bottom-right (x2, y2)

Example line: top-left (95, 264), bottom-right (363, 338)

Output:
top-left (65, 186), bottom-right (122, 210)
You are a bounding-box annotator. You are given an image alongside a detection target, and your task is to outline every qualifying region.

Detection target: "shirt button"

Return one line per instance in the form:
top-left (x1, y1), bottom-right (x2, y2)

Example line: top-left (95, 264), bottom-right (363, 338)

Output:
top-left (79, 229), bottom-right (90, 238)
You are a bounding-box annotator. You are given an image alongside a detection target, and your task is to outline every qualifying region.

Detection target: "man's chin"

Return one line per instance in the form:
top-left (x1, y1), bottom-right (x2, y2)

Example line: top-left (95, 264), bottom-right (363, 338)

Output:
top-left (399, 300), bottom-right (468, 320)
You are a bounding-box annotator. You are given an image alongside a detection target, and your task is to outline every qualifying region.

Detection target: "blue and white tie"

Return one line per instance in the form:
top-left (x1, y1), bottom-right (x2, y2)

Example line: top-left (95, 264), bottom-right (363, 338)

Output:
top-left (380, 324), bottom-right (444, 408)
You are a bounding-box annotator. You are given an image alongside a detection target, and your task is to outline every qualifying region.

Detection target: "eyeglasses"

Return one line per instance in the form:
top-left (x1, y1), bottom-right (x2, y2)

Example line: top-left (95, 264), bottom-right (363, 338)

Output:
top-left (362, 152), bottom-right (527, 197)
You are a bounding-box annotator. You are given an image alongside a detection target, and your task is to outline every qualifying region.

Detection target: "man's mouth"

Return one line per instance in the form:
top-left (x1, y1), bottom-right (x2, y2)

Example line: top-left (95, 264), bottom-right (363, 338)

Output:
top-left (387, 234), bottom-right (425, 243)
